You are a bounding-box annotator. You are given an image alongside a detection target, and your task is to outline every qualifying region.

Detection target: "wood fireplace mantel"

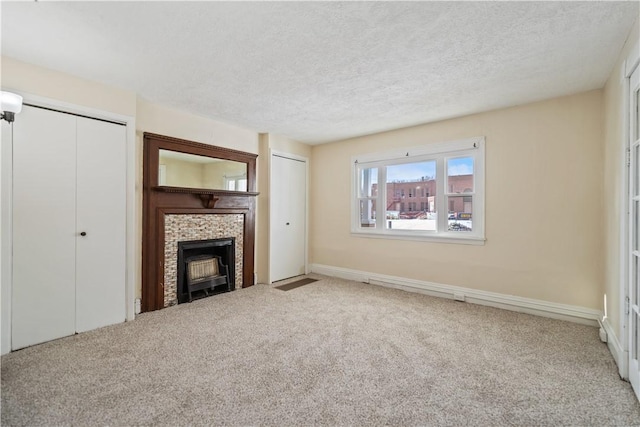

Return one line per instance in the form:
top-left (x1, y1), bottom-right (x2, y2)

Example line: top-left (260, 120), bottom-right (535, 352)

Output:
top-left (153, 186), bottom-right (259, 208)
top-left (142, 133), bottom-right (258, 312)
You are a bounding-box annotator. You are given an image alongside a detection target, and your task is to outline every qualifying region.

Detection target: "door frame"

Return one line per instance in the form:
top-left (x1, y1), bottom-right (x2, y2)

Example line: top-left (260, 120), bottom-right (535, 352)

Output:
top-left (0, 90), bottom-right (136, 354)
top-left (619, 42), bottom-right (640, 382)
top-left (625, 43), bottom-right (640, 397)
top-left (268, 149), bottom-right (309, 284)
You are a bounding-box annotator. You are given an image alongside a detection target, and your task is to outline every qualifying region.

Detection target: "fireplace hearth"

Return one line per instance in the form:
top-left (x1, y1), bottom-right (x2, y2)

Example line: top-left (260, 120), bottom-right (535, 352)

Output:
top-left (177, 238), bottom-right (235, 304)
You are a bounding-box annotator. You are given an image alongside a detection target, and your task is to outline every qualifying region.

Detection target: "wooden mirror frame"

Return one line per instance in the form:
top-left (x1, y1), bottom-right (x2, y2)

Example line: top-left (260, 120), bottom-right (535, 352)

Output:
top-left (142, 133), bottom-right (258, 312)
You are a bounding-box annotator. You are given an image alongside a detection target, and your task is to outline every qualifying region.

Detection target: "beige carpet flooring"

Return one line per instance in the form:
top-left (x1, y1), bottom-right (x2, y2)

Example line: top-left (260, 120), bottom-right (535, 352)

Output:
top-left (2, 275), bottom-right (639, 426)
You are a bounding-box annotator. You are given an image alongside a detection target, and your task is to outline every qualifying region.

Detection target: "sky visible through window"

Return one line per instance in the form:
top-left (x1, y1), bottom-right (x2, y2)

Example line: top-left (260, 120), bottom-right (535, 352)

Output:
top-left (447, 157), bottom-right (474, 176)
top-left (372, 157), bottom-right (473, 183)
top-left (387, 161), bottom-right (435, 183)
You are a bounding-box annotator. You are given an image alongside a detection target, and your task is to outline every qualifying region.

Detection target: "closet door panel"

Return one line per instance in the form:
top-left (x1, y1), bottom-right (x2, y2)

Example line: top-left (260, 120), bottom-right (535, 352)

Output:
top-left (75, 117), bottom-right (126, 332)
top-left (270, 155), bottom-right (306, 282)
top-left (12, 106), bottom-right (77, 349)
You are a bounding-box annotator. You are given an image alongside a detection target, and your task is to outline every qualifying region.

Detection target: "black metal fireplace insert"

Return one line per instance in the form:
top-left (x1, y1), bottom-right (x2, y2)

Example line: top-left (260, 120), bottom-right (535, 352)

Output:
top-left (177, 238), bottom-right (235, 303)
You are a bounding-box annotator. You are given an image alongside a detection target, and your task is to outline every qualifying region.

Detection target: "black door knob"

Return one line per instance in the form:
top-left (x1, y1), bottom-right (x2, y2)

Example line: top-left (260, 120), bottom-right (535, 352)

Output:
top-left (80, 232), bottom-right (87, 236)
top-left (286, 222), bottom-right (290, 225)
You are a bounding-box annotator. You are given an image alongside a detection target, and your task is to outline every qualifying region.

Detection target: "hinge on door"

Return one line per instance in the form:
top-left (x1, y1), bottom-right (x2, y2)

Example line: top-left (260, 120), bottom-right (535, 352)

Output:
top-left (626, 147), bottom-right (631, 167)
top-left (625, 296), bottom-right (630, 315)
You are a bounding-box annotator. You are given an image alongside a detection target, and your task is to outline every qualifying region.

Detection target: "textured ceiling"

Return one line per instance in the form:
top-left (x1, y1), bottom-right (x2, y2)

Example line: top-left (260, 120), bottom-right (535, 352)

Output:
top-left (1, 2), bottom-right (637, 144)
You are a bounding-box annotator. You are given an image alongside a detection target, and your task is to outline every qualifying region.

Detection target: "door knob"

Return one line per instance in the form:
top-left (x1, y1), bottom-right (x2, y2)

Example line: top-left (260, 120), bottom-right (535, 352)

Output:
top-left (80, 232), bottom-right (87, 237)
top-left (286, 222), bottom-right (290, 225)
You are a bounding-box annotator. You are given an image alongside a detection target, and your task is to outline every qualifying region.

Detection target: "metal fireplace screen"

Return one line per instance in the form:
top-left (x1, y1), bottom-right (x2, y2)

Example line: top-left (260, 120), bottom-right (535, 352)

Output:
top-left (188, 257), bottom-right (219, 281)
top-left (185, 255), bottom-right (229, 302)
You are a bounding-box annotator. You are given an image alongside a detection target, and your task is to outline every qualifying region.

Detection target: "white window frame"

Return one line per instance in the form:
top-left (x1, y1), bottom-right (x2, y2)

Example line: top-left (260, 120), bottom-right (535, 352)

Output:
top-left (351, 136), bottom-right (485, 245)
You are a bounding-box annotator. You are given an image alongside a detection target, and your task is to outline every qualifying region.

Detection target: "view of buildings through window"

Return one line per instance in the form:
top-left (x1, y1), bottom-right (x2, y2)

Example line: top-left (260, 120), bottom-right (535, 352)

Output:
top-left (360, 157), bottom-right (474, 232)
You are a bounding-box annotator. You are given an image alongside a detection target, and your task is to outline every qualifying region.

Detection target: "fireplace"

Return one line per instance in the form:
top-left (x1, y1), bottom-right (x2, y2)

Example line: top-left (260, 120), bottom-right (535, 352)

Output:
top-left (142, 133), bottom-right (258, 312)
top-left (176, 238), bottom-right (234, 303)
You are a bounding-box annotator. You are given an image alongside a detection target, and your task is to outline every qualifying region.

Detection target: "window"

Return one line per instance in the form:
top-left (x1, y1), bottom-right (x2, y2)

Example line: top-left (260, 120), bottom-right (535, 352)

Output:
top-left (225, 175), bottom-right (248, 191)
top-left (352, 137), bottom-right (485, 244)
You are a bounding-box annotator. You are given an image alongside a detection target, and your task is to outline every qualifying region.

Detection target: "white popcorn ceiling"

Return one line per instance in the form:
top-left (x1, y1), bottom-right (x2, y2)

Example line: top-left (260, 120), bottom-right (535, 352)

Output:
top-left (1, 2), bottom-right (637, 144)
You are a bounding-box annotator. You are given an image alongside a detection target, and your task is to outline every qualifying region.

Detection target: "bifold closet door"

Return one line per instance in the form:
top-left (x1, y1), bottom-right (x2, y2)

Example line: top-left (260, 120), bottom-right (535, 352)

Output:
top-left (12, 106), bottom-right (126, 350)
top-left (75, 117), bottom-right (126, 333)
top-left (12, 106), bottom-right (77, 349)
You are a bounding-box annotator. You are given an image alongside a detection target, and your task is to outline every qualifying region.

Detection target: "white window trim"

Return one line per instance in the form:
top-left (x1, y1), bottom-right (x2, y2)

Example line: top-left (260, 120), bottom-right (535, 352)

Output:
top-left (351, 136), bottom-right (485, 245)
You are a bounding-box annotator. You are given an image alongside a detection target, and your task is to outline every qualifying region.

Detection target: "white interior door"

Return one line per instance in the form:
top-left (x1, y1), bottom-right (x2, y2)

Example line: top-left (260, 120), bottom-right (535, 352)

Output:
top-left (629, 64), bottom-right (640, 400)
top-left (75, 117), bottom-right (126, 332)
top-left (12, 106), bottom-right (77, 350)
top-left (270, 154), bottom-right (306, 282)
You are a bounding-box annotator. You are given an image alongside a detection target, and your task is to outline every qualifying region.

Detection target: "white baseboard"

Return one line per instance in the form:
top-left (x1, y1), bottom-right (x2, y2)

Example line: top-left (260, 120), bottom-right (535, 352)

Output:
top-left (601, 317), bottom-right (629, 379)
top-left (310, 264), bottom-right (602, 327)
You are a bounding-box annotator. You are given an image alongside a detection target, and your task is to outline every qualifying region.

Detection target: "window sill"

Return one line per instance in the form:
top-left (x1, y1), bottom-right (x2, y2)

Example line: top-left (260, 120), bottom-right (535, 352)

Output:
top-left (350, 230), bottom-right (486, 245)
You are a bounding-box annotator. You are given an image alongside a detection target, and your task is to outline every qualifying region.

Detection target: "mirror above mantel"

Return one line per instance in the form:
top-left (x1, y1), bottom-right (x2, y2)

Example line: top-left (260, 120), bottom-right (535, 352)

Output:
top-left (145, 132), bottom-right (258, 209)
top-left (158, 150), bottom-right (248, 192)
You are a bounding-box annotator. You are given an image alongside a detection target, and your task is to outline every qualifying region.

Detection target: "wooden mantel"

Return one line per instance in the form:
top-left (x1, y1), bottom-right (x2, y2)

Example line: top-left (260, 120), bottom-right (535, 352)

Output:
top-left (154, 186), bottom-right (259, 209)
top-left (142, 133), bottom-right (258, 312)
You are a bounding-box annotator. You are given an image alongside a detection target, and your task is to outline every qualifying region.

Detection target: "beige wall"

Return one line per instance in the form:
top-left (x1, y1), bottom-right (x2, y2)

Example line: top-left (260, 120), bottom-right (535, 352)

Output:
top-left (135, 98), bottom-right (258, 155)
top-left (310, 90), bottom-right (604, 309)
top-left (1, 57), bottom-right (137, 117)
top-left (603, 19), bottom-right (639, 340)
top-left (257, 134), bottom-right (270, 283)
top-left (256, 133), bottom-right (312, 283)
top-left (160, 157), bottom-right (205, 188)
top-left (268, 133), bottom-right (313, 158)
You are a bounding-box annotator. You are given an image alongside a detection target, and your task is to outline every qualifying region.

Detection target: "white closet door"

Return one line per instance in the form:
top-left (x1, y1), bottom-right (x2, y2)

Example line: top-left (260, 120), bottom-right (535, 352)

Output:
top-left (288, 157), bottom-right (307, 271)
top-left (12, 106), bottom-right (77, 350)
top-left (75, 117), bottom-right (126, 332)
top-left (270, 154), bottom-right (306, 282)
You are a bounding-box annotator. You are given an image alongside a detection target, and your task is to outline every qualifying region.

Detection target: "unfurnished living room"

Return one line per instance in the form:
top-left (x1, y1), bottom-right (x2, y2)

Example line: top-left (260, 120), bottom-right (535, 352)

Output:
top-left (1, 1), bottom-right (640, 426)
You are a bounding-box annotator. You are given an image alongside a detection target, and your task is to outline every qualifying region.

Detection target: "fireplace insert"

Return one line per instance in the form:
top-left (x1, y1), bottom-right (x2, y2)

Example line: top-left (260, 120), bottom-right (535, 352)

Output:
top-left (177, 238), bottom-right (235, 303)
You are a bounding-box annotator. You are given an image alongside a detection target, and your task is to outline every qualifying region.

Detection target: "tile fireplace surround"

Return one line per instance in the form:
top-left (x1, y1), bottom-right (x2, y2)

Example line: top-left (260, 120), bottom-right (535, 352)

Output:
top-left (163, 214), bottom-right (244, 307)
